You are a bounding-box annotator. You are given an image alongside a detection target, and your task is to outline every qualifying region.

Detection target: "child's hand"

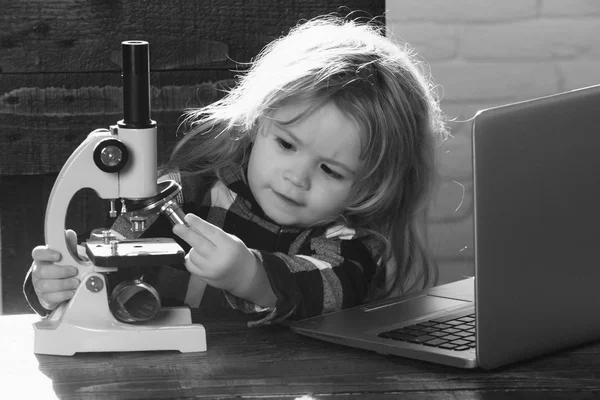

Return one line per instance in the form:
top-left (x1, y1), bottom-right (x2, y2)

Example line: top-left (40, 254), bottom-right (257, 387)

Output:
top-left (31, 229), bottom-right (83, 311)
top-left (172, 214), bottom-right (260, 299)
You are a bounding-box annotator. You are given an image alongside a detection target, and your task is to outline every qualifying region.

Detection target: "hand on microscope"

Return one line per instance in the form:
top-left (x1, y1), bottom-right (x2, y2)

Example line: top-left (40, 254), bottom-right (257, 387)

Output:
top-left (173, 213), bottom-right (277, 308)
top-left (30, 229), bottom-right (87, 311)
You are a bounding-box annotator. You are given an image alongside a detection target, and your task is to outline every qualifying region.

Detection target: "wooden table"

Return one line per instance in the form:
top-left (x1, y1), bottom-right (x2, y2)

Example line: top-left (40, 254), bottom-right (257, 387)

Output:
top-left (2, 313), bottom-right (599, 399)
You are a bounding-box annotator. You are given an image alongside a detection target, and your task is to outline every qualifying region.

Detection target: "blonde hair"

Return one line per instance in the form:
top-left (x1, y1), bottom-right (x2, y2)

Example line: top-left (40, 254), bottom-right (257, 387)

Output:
top-left (166, 15), bottom-right (448, 299)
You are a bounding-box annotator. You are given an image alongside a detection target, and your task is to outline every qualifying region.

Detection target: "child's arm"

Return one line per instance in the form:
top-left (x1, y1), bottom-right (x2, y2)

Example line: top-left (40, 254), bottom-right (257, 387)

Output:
top-left (227, 229), bottom-right (380, 326)
top-left (173, 214), bottom-right (380, 326)
top-left (172, 213), bottom-right (277, 308)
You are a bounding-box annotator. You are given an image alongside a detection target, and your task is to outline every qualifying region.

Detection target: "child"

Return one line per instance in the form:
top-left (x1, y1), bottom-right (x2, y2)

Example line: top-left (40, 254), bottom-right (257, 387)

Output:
top-left (25, 15), bottom-right (448, 326)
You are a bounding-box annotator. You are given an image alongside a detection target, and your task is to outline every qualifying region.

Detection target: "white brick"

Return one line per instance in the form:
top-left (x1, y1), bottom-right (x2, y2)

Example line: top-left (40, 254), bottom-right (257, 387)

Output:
top-left (385, 0), bottom-right (537, 22)
top-left (387, 21), bottom-right (458, 61)
top-left (557, 61), bottom-right (600, 90)
top-left (432, 61), bottom-right (559, 101)
top-left (461, 19), bottom-right (600, 60)
top-left (385, 0), bottom-right (598, 275)
top-left (542, 0), bottom-right (600, 16)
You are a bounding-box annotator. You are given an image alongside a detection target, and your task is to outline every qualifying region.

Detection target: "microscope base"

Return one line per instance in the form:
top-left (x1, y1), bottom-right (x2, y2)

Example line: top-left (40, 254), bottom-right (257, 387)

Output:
top-left (33, 306), bottom-right (207, 356)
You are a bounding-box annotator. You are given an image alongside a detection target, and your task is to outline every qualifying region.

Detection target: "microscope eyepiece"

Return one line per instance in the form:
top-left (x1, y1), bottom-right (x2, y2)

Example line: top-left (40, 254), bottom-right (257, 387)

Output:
top-left (122, 40), bottom-right (149, 75)
top-left (120, 40), bottom-right (155, 129)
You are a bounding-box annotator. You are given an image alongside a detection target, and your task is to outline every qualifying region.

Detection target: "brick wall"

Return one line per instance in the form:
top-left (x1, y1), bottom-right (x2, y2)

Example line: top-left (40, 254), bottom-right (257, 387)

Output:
top-left (386, 0), bottom-right (600, 283)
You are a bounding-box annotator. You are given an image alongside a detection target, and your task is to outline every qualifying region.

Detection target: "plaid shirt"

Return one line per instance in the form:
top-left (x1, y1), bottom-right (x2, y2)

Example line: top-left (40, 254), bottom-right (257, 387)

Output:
top-left (25, 167), bottom-right (382, 327)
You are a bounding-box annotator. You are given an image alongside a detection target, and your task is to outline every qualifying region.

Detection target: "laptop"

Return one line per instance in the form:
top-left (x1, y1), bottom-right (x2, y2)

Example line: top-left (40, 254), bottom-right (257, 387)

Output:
top-left (289, 84), bottom-right (600, 369)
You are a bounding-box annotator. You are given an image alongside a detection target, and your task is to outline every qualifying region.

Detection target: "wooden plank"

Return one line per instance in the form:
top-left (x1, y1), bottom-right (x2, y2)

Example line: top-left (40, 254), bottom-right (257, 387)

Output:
top-left (0, 0), bottom-right (385, 73)
top-left (0, 70), bottom-right (237, 92)
top-left (0, 212), bottom-right (2, 313)
top-left (0, 77), bottom-right (235, 117)
top-left (2, 314), bottom-right (600, 398)
top-left (1, 0), bottom-right (386, 175)
top-left (0, 70), bottom-right (236, 175)
top-left (1, 112), bottom-right (182, 175)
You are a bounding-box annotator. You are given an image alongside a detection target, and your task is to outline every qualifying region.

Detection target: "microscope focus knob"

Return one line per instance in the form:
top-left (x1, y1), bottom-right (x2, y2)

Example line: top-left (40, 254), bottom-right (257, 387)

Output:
top-left (93, 139), bottom-right (129, 173)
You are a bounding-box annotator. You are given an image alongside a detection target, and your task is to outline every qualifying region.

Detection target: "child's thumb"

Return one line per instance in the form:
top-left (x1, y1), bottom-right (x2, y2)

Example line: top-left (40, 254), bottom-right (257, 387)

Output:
top-left (65, 229), bottom-right (79, 255)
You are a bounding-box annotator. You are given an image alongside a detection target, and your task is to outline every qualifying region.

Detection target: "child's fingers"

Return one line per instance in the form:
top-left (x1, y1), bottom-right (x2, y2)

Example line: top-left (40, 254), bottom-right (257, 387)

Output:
top-left (31, 230), bottom-right (82, 263)
top-left (184, 251), bottom-right (209, 278)
top-left (31, 262), bottom-right (78, 280)
top-left (173, 223), bottom-right (214, 255)
top-left (65, 229), bottom-right (79, 254)
top-left (32, 276), bottom-right (80, 294)
top-left (31, 245), bottom-right (60, 262)
top-left (184, 213), bottom-right (223, 242)
top-left (38, 290), bottom-right (76, 308)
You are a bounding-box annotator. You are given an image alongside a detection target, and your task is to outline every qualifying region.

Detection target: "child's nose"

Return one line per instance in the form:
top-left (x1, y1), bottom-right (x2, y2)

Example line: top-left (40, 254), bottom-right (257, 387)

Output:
top-left (283, 164), bottom-right (311, 190)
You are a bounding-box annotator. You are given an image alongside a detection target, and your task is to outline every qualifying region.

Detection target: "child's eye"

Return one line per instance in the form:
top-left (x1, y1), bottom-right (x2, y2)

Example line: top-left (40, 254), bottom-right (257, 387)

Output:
top-left (321, 165), bottom-right (343, 180)
top-left (276, 138), bottom-right (294, 151)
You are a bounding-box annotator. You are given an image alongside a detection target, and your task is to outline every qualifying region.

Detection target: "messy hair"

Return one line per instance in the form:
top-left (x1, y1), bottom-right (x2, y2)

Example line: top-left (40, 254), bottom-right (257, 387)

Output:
top-left (166, 15), bottom-right (448, 299)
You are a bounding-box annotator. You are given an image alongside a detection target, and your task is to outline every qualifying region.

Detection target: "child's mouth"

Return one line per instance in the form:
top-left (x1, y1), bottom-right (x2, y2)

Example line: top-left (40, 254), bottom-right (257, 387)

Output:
top-left (274, 191), bottom-right (304, 207)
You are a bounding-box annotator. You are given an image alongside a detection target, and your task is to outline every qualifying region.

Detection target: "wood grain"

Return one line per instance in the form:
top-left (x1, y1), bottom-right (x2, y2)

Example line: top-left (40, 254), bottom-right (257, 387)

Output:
top-left (1, 0), bottom-right (385, 175)
top-left (0, 0), bottom-right (385, 73)
top-left (2, 314), bottom-right (599, 399)
top-left (0, 71), bottom-right (235, 175)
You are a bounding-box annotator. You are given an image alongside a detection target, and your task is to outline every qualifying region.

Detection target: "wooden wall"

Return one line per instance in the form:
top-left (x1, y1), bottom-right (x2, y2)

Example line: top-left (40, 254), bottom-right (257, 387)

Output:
top-left (0, 0), bottom-right (385, 314)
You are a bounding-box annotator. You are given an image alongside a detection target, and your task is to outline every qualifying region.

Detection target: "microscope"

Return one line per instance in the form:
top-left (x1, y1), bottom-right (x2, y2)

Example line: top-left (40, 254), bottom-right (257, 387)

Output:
top-left (33, 41), bottom-right (206, 355)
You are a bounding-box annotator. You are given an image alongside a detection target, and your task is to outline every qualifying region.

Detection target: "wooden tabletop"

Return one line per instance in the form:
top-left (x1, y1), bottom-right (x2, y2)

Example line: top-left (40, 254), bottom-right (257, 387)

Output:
top-left (2, 313), bottom-right (600, 399)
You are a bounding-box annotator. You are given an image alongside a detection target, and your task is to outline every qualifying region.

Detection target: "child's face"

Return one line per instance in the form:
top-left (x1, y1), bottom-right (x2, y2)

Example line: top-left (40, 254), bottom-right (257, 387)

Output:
top-left (247, 100), bottom-right (363, 227)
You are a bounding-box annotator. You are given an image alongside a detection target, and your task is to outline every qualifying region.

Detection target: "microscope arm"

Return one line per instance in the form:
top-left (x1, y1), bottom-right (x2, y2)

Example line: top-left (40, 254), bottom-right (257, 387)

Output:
top-left (44, 129), bottom-right (120, 280)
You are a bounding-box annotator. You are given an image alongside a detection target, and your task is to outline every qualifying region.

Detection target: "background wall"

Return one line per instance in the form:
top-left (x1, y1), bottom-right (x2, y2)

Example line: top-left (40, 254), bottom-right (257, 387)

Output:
top-left (386, 0), bottom-right (600, 284)
top-left (0, 0), bottom-right (384, 314)
top-left (2, 0), bottom-right (598, 313)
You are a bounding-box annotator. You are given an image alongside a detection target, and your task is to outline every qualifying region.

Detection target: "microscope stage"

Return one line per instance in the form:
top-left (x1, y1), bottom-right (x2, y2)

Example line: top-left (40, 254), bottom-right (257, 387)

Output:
top-left (85, 237), bottom-right (185, 268)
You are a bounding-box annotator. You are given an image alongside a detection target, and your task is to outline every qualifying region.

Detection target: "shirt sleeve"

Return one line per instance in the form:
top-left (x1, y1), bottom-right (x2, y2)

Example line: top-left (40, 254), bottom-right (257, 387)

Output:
top-left (223, 227), bottom-right (381, 327)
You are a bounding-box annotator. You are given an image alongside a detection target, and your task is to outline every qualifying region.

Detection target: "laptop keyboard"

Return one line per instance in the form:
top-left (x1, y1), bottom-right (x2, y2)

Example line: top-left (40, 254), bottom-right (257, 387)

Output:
top-left (378, 309), bottom-right (476, 351)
